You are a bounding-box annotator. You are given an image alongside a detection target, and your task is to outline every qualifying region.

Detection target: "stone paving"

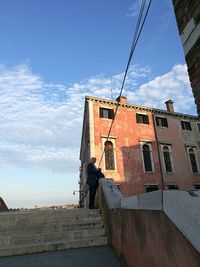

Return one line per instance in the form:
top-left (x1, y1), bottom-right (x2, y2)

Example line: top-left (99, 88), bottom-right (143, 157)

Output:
top-left (0, 246), bottom-right (122, 267)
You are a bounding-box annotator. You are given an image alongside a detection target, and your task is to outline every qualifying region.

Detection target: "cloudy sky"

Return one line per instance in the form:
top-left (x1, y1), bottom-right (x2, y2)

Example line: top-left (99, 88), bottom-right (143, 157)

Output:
top-left (0, 0), bottom-right (196, 208)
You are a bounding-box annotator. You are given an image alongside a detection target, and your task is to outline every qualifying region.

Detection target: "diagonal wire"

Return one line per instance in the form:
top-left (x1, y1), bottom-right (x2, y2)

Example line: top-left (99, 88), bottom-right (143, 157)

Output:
top-left (98, 0), bottom-right (152, 168)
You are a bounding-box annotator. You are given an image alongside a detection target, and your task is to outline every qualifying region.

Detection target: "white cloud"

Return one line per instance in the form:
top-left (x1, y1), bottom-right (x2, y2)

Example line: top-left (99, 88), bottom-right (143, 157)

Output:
top-left (127, 0), bottom-right (142, 18)
top-left (127, 64), bottom-right (195, 113)
top-left (0, 63), bottom-right (195, 174)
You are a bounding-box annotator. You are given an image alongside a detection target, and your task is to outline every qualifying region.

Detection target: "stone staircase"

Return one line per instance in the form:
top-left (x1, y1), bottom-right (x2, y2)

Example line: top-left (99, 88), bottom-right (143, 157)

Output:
top-left (0, 208), bottom-right (107, 257)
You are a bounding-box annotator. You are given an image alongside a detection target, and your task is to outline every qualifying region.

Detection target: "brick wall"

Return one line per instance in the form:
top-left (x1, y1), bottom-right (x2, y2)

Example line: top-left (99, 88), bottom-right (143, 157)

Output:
top-left (92, 100), bottom-right (162, 196)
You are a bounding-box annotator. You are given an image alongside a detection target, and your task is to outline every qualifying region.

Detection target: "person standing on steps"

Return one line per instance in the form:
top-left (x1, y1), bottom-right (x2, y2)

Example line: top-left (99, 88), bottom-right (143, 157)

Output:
top-left (86, 157), bottom-right (99, 209)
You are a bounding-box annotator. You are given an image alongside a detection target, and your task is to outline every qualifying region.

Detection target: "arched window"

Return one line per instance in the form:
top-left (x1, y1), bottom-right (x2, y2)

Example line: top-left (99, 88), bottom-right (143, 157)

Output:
top-left (163, 146), bottom-right (172, 172)
top-left (104, 141), bottom-right (115, 170)
top-left (188, 148), bottom-right (198, 173)
top-left (142, 144), bottom-right (152, 172)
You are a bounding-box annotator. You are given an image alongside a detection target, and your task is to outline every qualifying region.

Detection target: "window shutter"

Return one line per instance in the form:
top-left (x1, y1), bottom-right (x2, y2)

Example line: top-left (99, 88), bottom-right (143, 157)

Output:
top-left (163, 151), bottom-right (172, 172)
top-left (142, 145), bottom-right (152, 172)
top-left (105, 141), bottom-right (115, 170)
top-left (109, 109), bottom-right (114, 119)
top-left (189, 151), bottom-right (198, 173)
top-left (99, 108), bottom-right (103, 118)
top-left (156, 117), bottom-right (159, 126)
top-left (163, 118), bottom-right (168, 127)
top-left (181, 121), bottom-right (192, 131)
top-left (156, 117), bottom-right (168, 127)
top-left (188, 122), bottom-right (192, 131)
top-left (136, 113), bottom-right (140, 123)
top-left (144, 115), bottom-right (149, 124)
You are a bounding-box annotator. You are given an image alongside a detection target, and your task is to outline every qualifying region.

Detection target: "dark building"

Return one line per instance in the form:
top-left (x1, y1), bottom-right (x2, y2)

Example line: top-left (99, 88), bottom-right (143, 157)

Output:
top-left (172, 0), bottom-right (200, 114)
top-left (0, 197), bottom-right (8, 212)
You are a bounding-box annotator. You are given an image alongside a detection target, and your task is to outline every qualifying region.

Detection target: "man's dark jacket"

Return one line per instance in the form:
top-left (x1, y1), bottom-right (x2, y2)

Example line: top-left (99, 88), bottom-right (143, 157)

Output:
top-left (87, 163), bottom-right (98, 185)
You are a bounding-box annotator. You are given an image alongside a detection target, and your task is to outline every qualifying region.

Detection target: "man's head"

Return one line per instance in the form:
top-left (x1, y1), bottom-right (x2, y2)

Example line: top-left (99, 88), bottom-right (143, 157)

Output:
top-left (90, 157), bottom-right (96, 164)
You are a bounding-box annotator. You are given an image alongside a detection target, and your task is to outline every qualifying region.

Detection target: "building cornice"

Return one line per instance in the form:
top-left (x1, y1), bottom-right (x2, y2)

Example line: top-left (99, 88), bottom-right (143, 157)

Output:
top-left (86, 95), bottom-right (199, 121)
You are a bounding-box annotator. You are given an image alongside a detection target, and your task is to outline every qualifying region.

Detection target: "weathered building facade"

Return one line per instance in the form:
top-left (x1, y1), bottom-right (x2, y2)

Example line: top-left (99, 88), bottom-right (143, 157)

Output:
top-left (172, 0), bottom-right (200, 114)
top-left (80, 96), bottom-right (200, 198)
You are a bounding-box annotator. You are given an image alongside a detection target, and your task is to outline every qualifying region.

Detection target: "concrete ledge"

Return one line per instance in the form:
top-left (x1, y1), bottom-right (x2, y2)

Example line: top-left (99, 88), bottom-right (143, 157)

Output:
top-left (99, 179), bottom-right (122, 209)
top-left (99, 179), bottom-right (200, 256)
top-left (121, 191), bottom-right (163, 210)
top-left (163, 190), bottom-right (200, 253)
top-left (121, 195), bottom-right (139, 209)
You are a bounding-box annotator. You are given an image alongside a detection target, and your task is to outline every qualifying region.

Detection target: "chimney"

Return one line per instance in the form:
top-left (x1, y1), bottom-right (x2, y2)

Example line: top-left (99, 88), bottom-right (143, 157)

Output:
top-left (116, 96), bottom-right (128, 104)
top-left (165, 100), bottom-right (174, 113)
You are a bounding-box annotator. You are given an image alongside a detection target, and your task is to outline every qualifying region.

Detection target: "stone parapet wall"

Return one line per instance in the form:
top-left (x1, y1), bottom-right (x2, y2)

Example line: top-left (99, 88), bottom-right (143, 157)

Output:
top-left (98, 179), bottom-right (200, 267)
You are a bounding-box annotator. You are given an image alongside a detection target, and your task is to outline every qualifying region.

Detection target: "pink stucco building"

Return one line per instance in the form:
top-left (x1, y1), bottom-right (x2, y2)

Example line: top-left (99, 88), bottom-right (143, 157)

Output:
top-left (79, 96), bottom-right (200, 201)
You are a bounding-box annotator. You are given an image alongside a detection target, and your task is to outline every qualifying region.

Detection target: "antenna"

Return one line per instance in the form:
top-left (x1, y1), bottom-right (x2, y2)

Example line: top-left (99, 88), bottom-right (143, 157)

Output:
top-left (110, 79), bottom-right (113, 100)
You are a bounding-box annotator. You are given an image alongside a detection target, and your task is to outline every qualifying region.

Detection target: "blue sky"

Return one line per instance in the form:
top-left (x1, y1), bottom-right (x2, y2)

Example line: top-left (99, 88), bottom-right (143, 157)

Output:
top-left (0, 0), bottom-right (196, 208)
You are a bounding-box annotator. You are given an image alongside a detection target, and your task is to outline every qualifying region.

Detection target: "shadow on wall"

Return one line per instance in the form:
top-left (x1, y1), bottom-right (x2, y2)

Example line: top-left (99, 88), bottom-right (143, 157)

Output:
top-left (120, 141), bottom-right (162, 196)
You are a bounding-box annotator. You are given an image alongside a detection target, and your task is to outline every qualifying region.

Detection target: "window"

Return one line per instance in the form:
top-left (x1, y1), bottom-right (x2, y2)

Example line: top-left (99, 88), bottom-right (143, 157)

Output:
top-left (136, 113), bottom-right (149, 124)
top-left (162, 146), bottom-right (173, 172)
top-left (181, 121), bottom-right (192, 131)
top-left (167, 184), bottom-right (179, 190)
top-left (197, 122), bottom-right (200, 132)
top-left (145, 184), bottom-right (158, 192)
top-left (142, 144), bottom-right (153, 172)
top-left (99, 107), bottom-right (114, 119)
top-left (193, 183), bottom-right (200, 189)
top-left (104, 141), bottom-right (115, 170)
top-left (188, 148), bottom-right (198, 173)
top-left (156, 116), bottom-right (168, 127)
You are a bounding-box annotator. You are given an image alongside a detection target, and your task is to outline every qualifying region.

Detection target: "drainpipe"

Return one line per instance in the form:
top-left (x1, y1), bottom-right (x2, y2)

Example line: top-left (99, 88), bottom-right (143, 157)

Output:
top-left (152, 113), bottom-right (165, 209)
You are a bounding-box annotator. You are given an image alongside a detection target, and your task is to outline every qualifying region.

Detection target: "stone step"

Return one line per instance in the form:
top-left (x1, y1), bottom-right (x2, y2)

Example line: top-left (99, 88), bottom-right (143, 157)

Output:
top-left (0, 211), bottom-right (102, 228)
top-left (0, 209), bottom-right (107, 256)
top-left (0, 236), bottom-right (108, 257)
top-left (0, 228), bottom-right (106, 247)
top-left (0, 208), bottom-right (100, 219)
top-left (0, 221), bottom-right (104, 235)
top-left (0, 209), bottom-right (101, 219)
top-left (0, 215), bottom-right (103, 228)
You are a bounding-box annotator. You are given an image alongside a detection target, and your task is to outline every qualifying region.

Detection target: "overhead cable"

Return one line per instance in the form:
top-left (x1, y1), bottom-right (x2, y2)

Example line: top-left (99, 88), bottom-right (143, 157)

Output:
top-left (98, 0), bottom-right (152, 168)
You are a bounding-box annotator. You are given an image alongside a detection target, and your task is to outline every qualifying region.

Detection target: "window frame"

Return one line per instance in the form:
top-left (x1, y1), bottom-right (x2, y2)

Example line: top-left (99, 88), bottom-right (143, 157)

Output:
top-left (136, 113), bottom-right (149, 125)
top-left (196, 122), bottom-right (200, 133)
top-left (186, 146), bottom-right (199, 174)
top-left (104, 140), bottom-right (115, 170)
top-left (156, 116), bottom-right (168, 128)
top-left (101, 136), bottom-right (117, 172)
top-left (193, 183), bottom-right (200, 189)
top-left (161, 144), bottom-right (173, 173)
top-left (145, 184), bottom-right (159, 192)
top-left (99, 107), bottom-right (114, 120)
top-left (167, 184), bottom-right (179, 190)
top-left (140, 142), bottom-right (154, 173)
top-left (181, 120), bottom-right (192, 131)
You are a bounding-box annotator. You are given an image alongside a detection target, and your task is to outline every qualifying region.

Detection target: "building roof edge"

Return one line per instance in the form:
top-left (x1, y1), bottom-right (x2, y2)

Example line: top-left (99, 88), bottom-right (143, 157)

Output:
top-left (85, 95), bottom-right (198, 120)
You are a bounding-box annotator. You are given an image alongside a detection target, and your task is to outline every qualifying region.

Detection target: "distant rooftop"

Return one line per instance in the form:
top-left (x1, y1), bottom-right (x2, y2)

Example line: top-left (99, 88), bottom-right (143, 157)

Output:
top-left (0, 197), bottom-right (8, 212)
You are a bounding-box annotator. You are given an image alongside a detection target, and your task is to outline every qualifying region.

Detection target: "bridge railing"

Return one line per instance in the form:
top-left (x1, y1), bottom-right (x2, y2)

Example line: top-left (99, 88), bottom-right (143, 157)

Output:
top-left (97, 178), bottom-right (200, 267)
